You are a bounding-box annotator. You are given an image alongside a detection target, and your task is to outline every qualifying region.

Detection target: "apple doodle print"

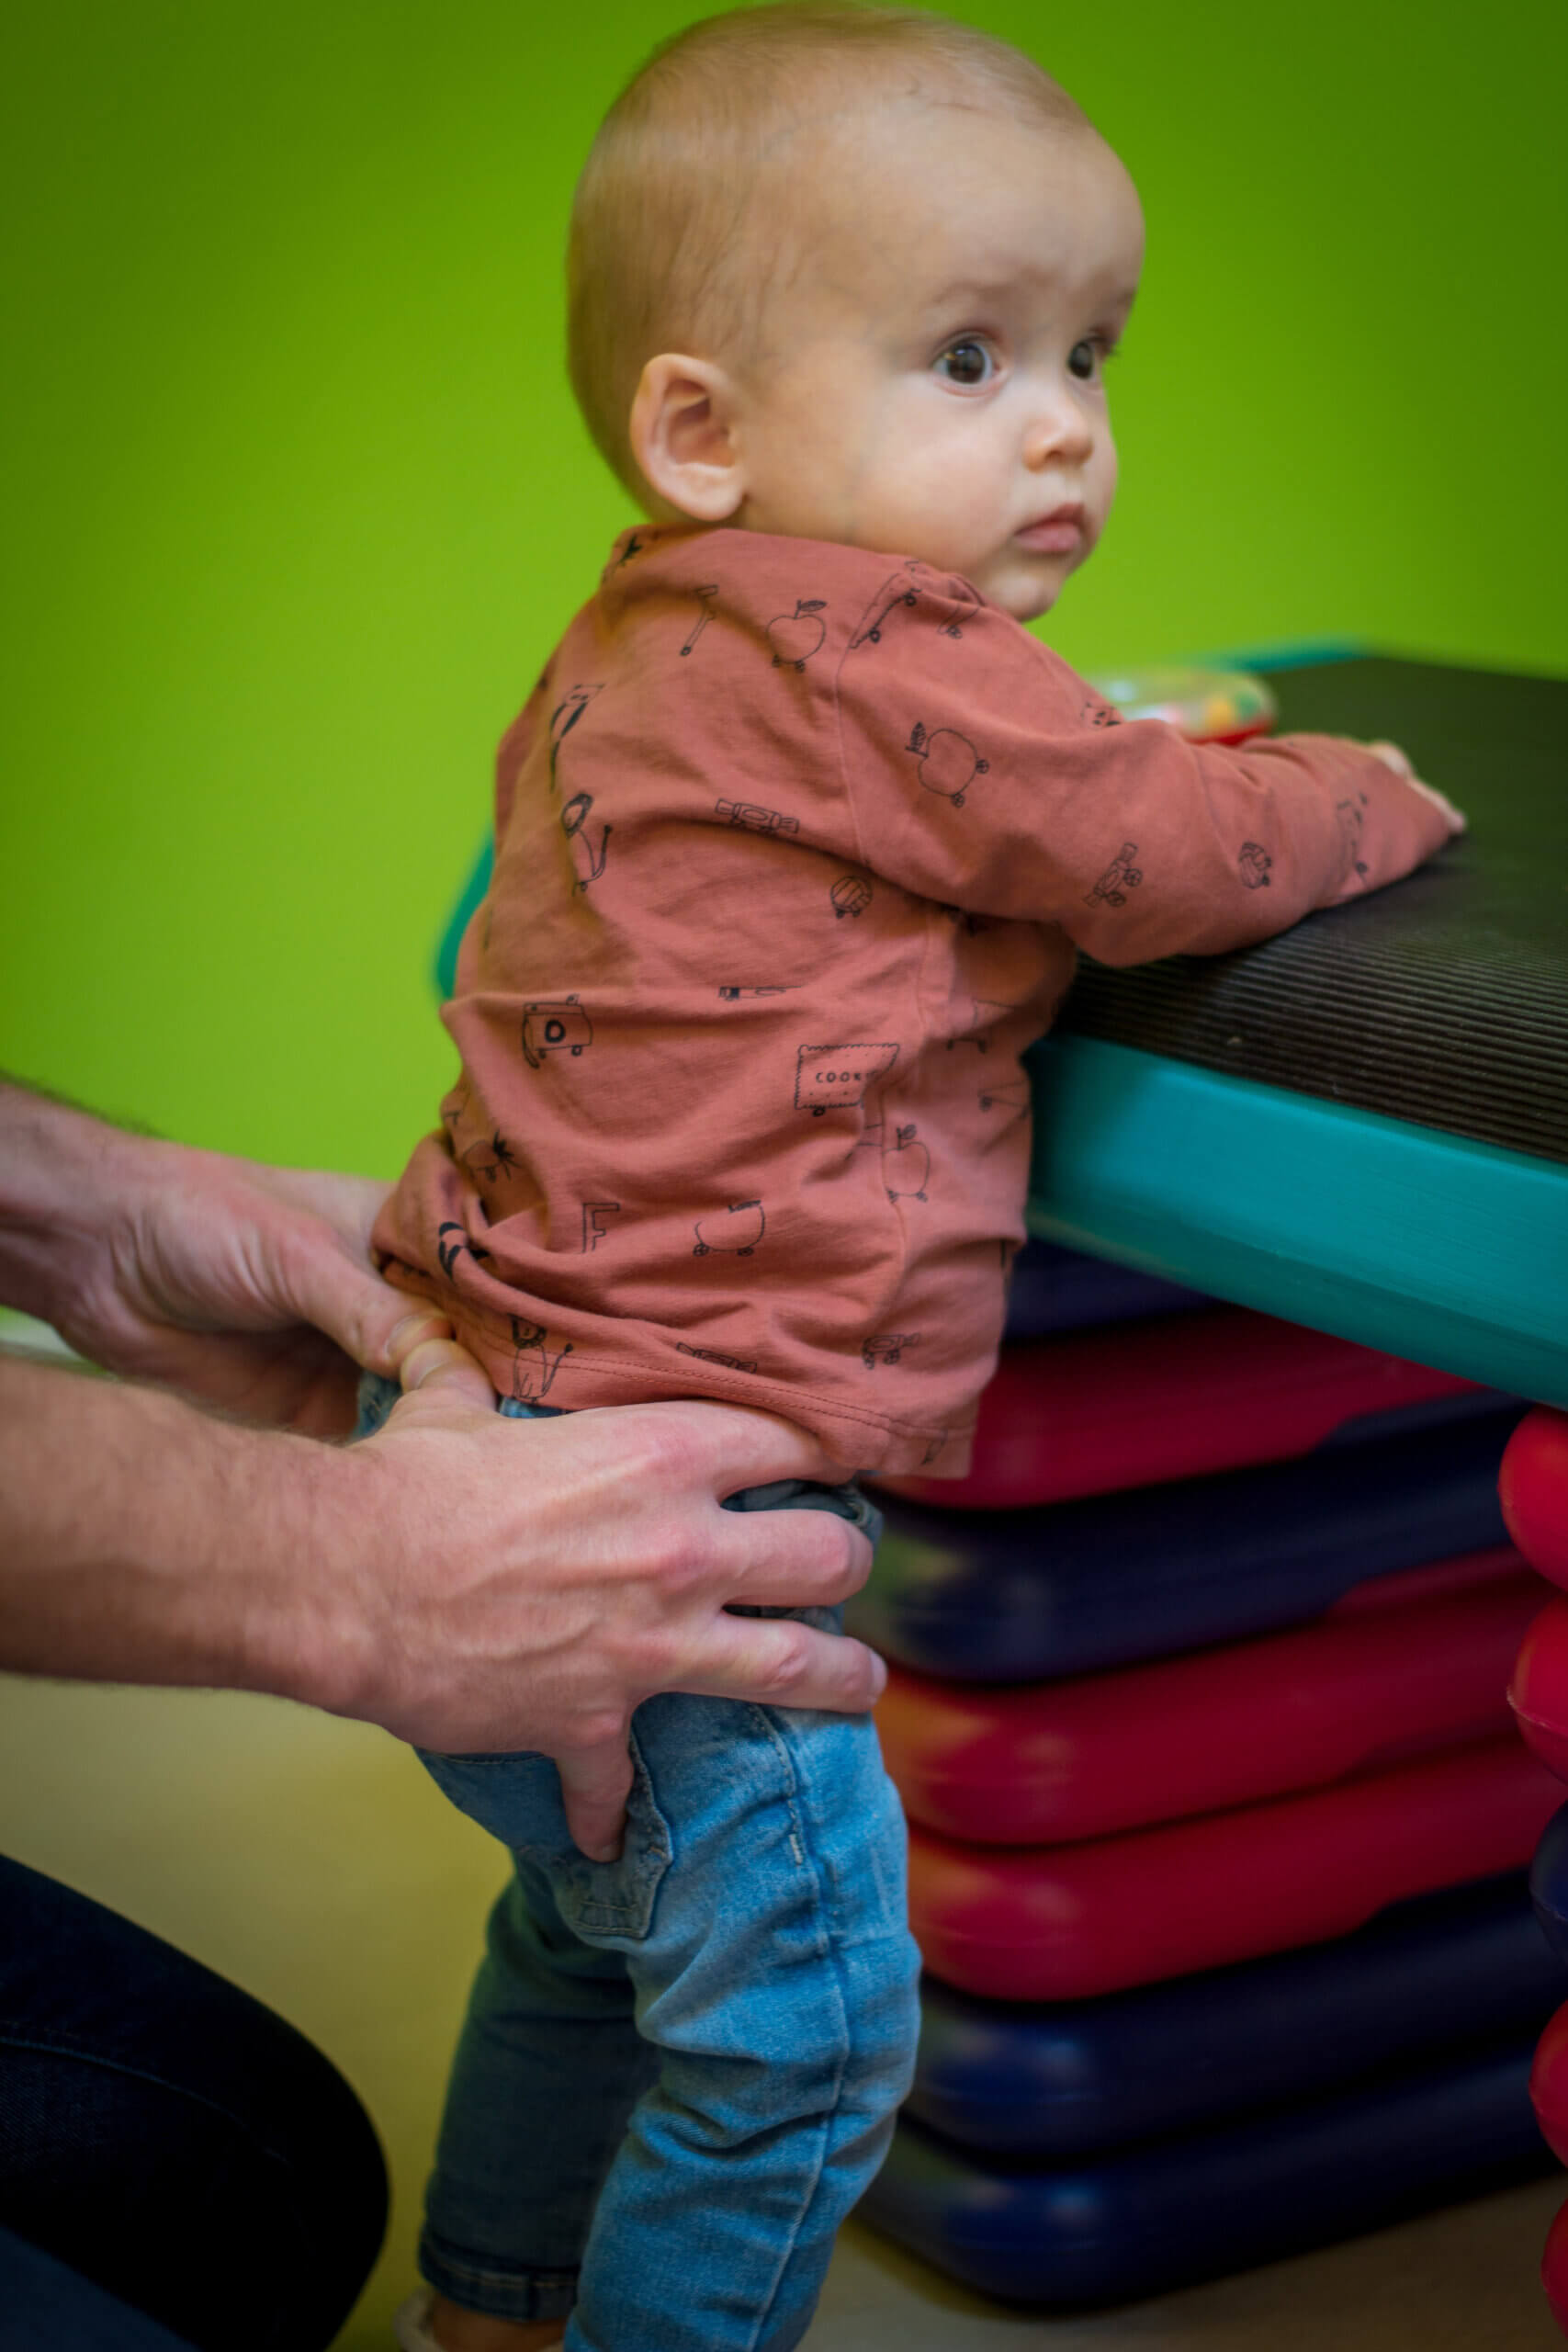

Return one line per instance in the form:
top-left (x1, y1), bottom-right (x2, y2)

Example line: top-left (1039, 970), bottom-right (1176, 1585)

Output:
top-left (907, 723), bottom-right (990, 808)
top-left (768, 600), bottom-right (828, 669)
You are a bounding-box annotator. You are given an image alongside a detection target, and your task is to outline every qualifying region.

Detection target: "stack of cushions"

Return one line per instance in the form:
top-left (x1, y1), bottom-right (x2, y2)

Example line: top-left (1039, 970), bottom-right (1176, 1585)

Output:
top-left (850, 1240), bottom-right (1565, 2304)
top-left (1499, 1409), bottom-right (1568, 2326)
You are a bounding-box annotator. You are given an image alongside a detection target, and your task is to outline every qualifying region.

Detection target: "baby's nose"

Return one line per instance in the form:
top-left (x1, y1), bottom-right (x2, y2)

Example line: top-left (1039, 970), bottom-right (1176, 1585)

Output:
top-left (1024, 393), bottom-right (1095, 470)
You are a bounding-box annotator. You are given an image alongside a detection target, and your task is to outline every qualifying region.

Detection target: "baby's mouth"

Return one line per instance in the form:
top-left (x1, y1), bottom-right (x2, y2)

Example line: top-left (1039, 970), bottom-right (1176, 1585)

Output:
top-left (1014, 504), bottom-right (1086, 554)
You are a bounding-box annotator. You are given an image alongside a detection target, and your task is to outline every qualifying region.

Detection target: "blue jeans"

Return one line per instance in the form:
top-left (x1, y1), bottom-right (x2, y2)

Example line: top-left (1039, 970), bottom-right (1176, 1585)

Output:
top-left (357, 1375), bottom-right (919, 2352)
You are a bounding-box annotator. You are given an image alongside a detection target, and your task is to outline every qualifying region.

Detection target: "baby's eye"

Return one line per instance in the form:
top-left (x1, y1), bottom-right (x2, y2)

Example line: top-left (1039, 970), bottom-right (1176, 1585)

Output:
top-left (934, 338), bottom-right (997, 388)
top-left (1068, 337), bottom-right (1116, 381)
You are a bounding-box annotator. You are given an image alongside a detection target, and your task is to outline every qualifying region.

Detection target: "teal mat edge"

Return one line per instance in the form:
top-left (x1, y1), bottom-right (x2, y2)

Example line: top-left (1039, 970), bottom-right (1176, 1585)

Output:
top-left (1025, 1035), bottom-right (1568, 1408)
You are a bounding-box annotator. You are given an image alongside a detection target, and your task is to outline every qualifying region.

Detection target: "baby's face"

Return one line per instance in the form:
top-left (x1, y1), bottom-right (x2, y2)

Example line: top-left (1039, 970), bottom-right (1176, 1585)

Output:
top-left (729, 105), bottom-right (1143, 621)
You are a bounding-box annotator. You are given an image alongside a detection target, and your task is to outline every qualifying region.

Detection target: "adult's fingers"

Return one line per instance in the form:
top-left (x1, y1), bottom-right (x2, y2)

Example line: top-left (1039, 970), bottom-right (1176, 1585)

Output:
top-left (682, 1612), bottom-right (887, 1716)
top-left (393, 1330), bottom-right (498, 1409)
top-left (723, 1500), bottom-right (875, 1610)
top-left (558, 1737), bottom-right (637, 1862)
top-left (250, 1167), bottom-right (413, 1370)
top-left (621, 1399), bottom-right (862, 1500)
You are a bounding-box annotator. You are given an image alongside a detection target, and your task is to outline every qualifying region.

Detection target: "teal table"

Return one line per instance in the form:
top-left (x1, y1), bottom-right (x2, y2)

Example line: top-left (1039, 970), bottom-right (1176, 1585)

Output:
top-left (1029, 655), bottom-right (1567, 1407)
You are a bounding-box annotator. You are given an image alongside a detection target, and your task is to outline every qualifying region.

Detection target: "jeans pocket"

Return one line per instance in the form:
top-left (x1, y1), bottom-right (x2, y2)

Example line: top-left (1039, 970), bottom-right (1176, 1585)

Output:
top-left (416, 1747), bottom-right (558, 1847)
top-left (418, 1735), bottom-right (673, 1946)
top-left (551, 1731), bottom-right (673, 1945)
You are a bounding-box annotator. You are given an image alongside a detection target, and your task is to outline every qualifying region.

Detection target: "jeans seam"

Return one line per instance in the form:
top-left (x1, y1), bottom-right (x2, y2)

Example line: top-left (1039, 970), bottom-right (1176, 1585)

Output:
top-left (423, 2248), bottom-right (578, 2291)
top-left (739, 1708), bottom-right (852, 2350)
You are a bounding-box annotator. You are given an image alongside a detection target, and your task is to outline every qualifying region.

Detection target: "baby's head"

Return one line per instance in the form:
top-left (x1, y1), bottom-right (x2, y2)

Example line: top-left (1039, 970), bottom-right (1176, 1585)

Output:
top-left (569, 4), bottom-right (1143, 621)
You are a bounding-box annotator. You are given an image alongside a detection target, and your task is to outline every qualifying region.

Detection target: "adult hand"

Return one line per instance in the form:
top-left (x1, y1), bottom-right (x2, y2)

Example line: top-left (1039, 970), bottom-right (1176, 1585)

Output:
top-left (0, 1085), bottom-right (446, 1435)
top-left (329, 1344), bottom-right (884, 1858)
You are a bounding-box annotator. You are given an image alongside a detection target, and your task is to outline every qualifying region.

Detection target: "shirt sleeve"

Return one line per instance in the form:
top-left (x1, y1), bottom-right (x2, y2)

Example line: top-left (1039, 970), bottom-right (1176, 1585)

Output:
top-left (830, 590), bottom-right (1457, 966)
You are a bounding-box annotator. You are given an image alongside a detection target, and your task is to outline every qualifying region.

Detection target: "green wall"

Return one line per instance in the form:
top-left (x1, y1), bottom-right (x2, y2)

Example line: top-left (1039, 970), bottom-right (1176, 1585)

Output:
top-left (4, 0), bottom-right (1563, 1178)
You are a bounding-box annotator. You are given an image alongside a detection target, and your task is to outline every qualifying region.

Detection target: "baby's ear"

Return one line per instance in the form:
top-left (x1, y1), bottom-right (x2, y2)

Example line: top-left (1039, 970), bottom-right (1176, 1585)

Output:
top-left (629, 354), bottom-right (744, 523)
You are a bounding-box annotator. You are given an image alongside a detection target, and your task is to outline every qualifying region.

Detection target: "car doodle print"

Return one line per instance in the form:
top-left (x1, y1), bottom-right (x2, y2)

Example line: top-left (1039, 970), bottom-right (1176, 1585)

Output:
top-left (522, 997), bottom-right (592, 1069)
top-left (1085, 843), bottom-right (1143, 910)
top-left (831, 873), bottom-right (873, 920)
top-left (767, 600), bottom-right (828, 669)
top-left (907, 723), bottom-right (989, 808)
top-left (693, 1201), bottom-right (766, 1257)
top-left (863, 1332), bottom-right (920, 1368)
top-left (795, 1042), bottom-right (900, 1116)
top-left (848, 562), bottom-right (981, 648)
top-left (1238, 841), bottom-right (1273, 888)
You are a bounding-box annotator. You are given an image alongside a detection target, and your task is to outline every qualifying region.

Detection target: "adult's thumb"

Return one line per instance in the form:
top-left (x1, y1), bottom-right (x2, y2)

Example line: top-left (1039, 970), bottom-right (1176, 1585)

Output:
top-left (395, 1329), bottom-right (498, 1409)
top-left (558, 1739), bottom-right (636, 1863)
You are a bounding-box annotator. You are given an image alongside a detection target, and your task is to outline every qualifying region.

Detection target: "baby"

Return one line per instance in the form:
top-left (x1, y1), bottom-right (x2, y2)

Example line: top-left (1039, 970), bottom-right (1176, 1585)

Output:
top-left (371, 8), bottom-right (1463, 2349)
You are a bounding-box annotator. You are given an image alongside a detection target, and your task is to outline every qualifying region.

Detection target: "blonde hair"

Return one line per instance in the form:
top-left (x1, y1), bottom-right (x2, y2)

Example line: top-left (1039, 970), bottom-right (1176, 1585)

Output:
top-left (567, 4), bottom-right (1088, 497)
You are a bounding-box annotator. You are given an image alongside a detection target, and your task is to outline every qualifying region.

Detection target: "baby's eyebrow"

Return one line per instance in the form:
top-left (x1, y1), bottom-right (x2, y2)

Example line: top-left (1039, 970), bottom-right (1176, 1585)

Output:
top-left (917, 270), bottom-right (1142, 324)
top-left (917, 272), bottom-right (1040, 316)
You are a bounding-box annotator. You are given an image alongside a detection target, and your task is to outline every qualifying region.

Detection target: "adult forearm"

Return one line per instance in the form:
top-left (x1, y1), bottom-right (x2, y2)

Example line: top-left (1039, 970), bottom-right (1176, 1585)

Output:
top-left (0, 1351), bottom-right (885, 1857)
top-left (1, 1080), bottom-right (421, 1430)
top-left (0, 1081), bottom-right (159, 1334)
top-left (0, 1356), bottom-right (354, 1705)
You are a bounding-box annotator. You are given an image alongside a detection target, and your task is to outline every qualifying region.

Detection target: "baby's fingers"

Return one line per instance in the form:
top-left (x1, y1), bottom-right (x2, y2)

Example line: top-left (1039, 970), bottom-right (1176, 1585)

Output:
top-left (1406, 774), bottom-right (1468, 834)
top-left (1368, 741), bottom-right (1467, 834)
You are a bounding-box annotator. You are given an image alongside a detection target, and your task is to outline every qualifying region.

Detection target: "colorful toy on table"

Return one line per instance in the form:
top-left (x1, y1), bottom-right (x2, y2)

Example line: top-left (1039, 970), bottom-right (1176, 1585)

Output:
top-left (1087, 663), bottom-right (1279, 747)
top-left (908, 1735), bottom-right (1562, 2002)
top-left (863, 2039), bottom-right (1551, 2307)
top-left (847, 1406), bottom-right (1522, 1680)
top-left (878, 1559), bottom-right (1542, 1846)
top-left (881, 1306), bottom-right (1489, 1511)
top-left (910, 1873), bottom-right (1563, 2156)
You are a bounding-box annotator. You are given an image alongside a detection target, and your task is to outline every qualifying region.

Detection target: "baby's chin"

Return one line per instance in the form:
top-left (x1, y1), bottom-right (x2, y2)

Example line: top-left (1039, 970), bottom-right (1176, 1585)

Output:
top-left (968, 557), bottom-right (1068, 625)
top-left (997, 532), bottom-right (1103, 623)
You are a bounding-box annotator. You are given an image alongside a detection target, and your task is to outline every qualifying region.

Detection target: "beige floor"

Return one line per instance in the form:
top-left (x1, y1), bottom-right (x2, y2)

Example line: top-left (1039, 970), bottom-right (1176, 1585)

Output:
top-left (1, 1671), bottom-right (1561, 2351)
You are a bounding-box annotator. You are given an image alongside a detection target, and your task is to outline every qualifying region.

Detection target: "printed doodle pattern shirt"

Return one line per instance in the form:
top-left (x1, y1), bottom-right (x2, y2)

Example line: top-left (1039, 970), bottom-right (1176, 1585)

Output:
top-left (374, 526), bottom-right (1454, 1474)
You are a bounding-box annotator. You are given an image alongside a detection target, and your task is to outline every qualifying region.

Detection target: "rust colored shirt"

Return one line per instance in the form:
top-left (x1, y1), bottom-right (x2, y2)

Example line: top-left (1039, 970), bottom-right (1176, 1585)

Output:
top-left (374, 526), bottom-right (1453, 1475)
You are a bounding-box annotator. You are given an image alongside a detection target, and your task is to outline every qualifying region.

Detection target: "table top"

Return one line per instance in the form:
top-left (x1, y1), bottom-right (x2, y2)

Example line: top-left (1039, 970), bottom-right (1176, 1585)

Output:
top-left (1029, 656), bottom-right (1568, 1406)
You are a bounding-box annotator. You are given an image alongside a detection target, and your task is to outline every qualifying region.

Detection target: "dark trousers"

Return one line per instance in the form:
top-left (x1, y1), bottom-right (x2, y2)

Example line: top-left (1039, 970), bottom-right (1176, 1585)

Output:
top-left (0, 1854), bottom-right (387, 2351)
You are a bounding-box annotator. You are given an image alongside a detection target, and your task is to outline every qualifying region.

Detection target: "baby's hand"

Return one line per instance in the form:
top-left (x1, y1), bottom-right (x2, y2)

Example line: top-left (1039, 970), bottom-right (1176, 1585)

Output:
top-left (1367, 741), bottom-right (1467, 835)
